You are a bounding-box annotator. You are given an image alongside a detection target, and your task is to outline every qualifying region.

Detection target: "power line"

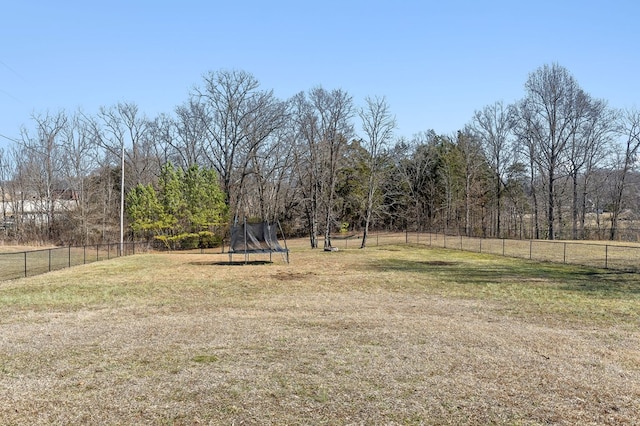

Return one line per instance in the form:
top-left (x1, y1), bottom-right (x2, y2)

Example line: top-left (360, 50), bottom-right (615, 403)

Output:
top-left (0, 59), bottom-right (26, 82)
top-left (0, 87), bottom-right (22, 103)
top-left (0, 132), bottom-right (20, 143)
top-left (1, 59), bottom-right (26, 104)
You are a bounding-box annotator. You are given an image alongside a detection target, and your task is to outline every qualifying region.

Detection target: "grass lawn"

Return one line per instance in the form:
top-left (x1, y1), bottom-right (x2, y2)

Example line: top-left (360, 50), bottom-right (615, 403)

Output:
top-left (0, 240), bottom-right (638, 425)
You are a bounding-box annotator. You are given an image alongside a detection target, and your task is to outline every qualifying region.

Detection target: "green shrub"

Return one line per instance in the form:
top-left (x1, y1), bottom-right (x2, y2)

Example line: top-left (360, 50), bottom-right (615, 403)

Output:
top-left (198, 231), bottom-right (222, 248)
top-left (153, 231), bottom-right (222, 250)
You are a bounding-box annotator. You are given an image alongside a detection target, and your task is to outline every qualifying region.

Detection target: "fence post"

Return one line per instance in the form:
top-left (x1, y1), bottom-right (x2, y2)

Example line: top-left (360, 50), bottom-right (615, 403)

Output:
top-left (68, 245), bottom-right (71, 268)
top-left (84, 245), bottom-right (86, 264)
top-left (405, 230), bottom-right (408, 244)
top-left (563, 242), bottom-right (567, 264)
top-left (24, 252), bottom-right (27, 278)
top-left (502, 239), bottom-right (505, 256)
top-left (529, 240), bottom-right (532, 259)
top-left (605, 245), bottom-right (609, 269)
top-left (49, 249), bottom-right (52, 272)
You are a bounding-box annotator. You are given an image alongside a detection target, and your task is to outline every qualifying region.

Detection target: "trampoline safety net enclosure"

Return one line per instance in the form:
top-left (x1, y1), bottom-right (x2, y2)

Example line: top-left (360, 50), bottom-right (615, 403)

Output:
top-left (229, 220), bottom-right (289, 263)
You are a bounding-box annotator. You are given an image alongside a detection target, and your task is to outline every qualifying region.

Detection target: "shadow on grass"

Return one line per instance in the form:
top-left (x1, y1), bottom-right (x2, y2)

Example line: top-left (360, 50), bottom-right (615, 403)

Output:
top-left (190, 260), bottom-right (273, 266)
top-left (371, 257), bottom-right (640, 298)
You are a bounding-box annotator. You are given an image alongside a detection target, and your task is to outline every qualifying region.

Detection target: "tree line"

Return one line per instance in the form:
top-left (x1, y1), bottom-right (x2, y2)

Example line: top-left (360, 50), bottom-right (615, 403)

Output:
top-left (1, 64), bottom-right (639, 247)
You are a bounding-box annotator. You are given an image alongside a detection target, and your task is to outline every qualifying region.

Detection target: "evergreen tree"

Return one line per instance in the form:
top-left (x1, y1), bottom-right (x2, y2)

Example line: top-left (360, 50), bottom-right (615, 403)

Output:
top-left (126, 184), bottom-right (164, 238)
top-left (126, 162), bottom-right (227, 248)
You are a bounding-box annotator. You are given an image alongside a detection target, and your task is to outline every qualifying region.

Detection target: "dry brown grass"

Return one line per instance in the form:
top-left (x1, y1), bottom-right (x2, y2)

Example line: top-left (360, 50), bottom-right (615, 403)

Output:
top-left (0, 245), bottom-right (53, 253)
top-left (0, 240), bottom-right (639, 425)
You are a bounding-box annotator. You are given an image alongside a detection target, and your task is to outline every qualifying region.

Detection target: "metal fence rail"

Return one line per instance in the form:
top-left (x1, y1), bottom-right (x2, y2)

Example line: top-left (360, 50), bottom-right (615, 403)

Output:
top-left (400, 232), bottom-right (640, 272)
top-left (0, 242), bottom-right (146, 282)
top-left (2, 232), bottom-right (638, 281)
top-left (326, 231), bottom-right (639, 272)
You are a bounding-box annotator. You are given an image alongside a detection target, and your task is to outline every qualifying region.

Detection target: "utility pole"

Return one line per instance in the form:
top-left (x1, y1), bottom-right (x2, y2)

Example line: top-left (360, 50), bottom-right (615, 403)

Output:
top-left (120, 143), bottom-right (124, 255)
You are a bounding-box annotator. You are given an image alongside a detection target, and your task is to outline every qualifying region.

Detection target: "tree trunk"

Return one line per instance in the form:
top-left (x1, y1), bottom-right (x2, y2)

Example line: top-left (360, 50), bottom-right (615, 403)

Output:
top-left (361, 174), bottom-right (375, 249)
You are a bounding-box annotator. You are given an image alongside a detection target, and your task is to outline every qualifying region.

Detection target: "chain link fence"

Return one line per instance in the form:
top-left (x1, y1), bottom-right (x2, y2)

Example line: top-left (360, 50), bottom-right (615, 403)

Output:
top-left (0, 242), bottom-right (148, 282)
top-left (328, 231), bottom-right (640, 272)
top-left (2, 232), bottom-right (638, 281)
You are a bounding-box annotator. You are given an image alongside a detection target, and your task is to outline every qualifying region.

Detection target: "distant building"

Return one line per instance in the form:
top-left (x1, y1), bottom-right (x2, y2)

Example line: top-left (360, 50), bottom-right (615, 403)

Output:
top-left (1, 189), bottom-right (78, 226)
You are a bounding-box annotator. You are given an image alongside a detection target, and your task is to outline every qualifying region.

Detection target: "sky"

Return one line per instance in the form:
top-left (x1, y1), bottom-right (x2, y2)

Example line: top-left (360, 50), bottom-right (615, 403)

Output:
top-left (1, 0), bottom-right (639, 149)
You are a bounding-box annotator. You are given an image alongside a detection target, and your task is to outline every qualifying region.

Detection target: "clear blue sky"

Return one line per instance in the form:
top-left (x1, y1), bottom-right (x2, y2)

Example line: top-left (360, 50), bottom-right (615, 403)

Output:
top-left (1, 0), bottom-right (638, 149)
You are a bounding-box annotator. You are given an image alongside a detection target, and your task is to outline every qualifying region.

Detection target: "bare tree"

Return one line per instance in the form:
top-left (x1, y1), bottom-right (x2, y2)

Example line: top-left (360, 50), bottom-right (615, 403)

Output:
top-left (193, 69), bottom-right (288, 221)
top-left (77, 113), bottom-right (119, 242)
top-left (359, 95), bottom-right (396, 248)
top-left (471, 101), bottom-right (515, 237)
top-left (513, 102), bottom-right (542, 239)
top-left (99, 102), bottom-right (156, 188)
top-left (565, 96), bottom-right (615, 239)
top-left (292, 92), bottom-right (322, 248)
top-left (98, 102), bottom-right (159, 246)
top-left (315, 89), bottom-right (354, 250)
top-left (18, 111), bottom-right (68, 241)
top-left (437, 136), bottom-right (464, 232)
top-left (391, 132), bottom-right (441, 231)
top-left (0, 147), bottom-right (12, 237)
top-left (147, 113), bottom-right (181, 172)
top-left (291, 87), bottom-right (354, 249)
top-left (60, 111), bottom-right (101, 244)
top-left (5, 145), bottom-right (28, 241)
top-left (245, 124), bottom-right (295, 222)
top-left (608, 108), bottom-right (640, 240)
top-left (456, 129), bottom-right (489, 237)
top-left (515, 64), bottom-right (585, 239)
top-left (170, 101), bottom-right (209, 168)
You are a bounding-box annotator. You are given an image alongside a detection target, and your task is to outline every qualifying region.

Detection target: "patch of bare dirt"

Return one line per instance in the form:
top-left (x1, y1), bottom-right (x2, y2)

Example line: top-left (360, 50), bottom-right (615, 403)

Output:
top-left (272, 271), bottom-right (316, 281)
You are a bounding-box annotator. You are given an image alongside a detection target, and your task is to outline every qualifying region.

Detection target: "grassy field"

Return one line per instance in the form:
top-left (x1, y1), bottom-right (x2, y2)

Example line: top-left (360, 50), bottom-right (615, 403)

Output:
top-left (0, 240), bottom-right (639, 425)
